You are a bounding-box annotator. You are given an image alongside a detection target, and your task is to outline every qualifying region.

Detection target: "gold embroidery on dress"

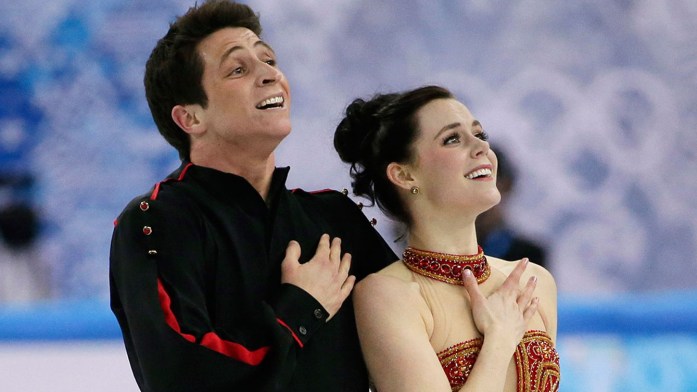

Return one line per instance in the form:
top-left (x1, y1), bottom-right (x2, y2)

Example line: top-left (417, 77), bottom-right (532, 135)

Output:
top-left (436, 330), bottom-right (560, 392)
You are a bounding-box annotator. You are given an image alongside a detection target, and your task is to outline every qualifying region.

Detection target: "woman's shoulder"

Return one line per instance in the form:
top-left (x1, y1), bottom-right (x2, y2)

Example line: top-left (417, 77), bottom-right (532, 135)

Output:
top-left (357, 261), bottom-right (414, 291)
top-left (488, 256), bottom-right (556, 287)
top-left (355, 261), bottom-right (429, 307)
top-left (354, 261), bottom-right (434, 333)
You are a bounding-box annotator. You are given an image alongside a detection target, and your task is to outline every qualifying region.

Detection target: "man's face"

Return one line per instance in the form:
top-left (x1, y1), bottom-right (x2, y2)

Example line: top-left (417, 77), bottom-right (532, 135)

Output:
top-left (195, 27), bottom-right (291, 151)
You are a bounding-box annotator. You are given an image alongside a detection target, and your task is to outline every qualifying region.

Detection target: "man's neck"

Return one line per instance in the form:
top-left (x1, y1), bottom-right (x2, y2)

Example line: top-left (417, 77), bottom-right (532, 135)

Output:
top-left (190, 149), bottom-right (277, 200)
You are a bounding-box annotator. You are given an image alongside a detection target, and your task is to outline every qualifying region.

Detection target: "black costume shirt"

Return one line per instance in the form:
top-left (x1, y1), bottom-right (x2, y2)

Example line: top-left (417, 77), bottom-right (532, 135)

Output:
top-left (110, 162), bottom-right (396, 391)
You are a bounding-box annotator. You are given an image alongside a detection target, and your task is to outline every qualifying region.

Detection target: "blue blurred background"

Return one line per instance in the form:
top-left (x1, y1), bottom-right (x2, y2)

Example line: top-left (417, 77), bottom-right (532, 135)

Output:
top-left (0, 0), bottom-right (696, 391)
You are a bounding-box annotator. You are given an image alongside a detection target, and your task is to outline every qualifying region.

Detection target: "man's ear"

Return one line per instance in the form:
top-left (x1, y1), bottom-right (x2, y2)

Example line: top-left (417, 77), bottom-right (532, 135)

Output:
top-left (171, 104), bottom-right (205, 135)
top-left (386, 162), bottom-right (416, 192)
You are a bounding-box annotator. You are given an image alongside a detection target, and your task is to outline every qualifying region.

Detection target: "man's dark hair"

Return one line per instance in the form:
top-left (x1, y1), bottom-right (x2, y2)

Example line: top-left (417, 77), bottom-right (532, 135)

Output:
top-left (144, 0), bottom-right (262, 160)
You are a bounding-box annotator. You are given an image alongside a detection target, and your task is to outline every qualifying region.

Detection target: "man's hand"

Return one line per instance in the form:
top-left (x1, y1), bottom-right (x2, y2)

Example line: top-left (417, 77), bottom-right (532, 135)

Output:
top-left (281, 234), bottom-right (355, 321)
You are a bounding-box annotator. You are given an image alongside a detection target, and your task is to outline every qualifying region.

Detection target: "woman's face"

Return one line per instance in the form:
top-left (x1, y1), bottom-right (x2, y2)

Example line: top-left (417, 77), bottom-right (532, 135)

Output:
top-left (406, 98), bottom-right (501, 217)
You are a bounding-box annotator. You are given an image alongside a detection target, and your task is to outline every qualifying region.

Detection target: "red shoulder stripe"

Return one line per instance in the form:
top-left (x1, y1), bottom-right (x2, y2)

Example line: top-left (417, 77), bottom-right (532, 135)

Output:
top-left (177, 162), bottom-right (193, 181)
top-left (150, 163), bottom-right (194, 200)
top-left (157, 278), bottom-right (269, 365)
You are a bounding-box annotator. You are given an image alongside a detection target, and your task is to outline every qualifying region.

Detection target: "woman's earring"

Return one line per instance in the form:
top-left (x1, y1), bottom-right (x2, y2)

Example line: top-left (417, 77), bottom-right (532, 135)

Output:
top-left (410, 186), bottom-right (419, 195)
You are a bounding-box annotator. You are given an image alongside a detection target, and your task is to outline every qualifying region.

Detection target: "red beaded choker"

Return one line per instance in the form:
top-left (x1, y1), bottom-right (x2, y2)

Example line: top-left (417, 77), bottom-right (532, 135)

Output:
top-left (402, 245), bottom-right (491, 285)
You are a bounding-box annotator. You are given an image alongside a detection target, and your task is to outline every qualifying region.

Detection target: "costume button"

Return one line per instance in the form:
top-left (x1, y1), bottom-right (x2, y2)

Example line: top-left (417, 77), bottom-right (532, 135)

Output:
top-left (298, 326), bottom-right (307, 335)
top-left (143, 226), bottom-right (153, 235)
top-left (313, 309), bottom-right (324, 319)
top-left (341, 188), bottom-right (349, 195)
top-left (139, 201), bottom-right (150, 211)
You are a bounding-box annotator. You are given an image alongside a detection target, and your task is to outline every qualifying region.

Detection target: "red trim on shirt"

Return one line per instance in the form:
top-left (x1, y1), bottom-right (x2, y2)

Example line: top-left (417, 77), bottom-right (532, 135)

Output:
top-left (150, 162), bottom-right (194, 200)
top-left (199, 333), bottom-right (269, 365)
top-left (150, 182), bottom-right (162, 200)
top-left (178, 162), bottom-right (193, 180)
top-left (157, 279), bottom-right (196, 343)
top-left (157, 278), bottom-right (270, 365)
top-left (276, 318), bottom-right (304, 348)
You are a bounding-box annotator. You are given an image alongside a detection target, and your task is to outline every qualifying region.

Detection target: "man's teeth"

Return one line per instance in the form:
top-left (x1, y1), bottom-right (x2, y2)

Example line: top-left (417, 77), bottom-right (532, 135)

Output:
top-left (257, 96), bottom-right (283, 108)
top-left (465, 168), bottom-right (492, 179)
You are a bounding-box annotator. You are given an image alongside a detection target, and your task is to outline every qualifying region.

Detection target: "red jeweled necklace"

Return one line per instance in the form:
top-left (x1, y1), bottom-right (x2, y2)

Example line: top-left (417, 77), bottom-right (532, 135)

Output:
top-left (402, 245), bottom-right (491, 285)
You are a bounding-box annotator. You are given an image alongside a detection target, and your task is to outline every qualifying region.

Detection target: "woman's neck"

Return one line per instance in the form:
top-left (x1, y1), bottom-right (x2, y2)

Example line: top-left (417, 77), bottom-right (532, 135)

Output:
top-left (407, 214), bottom-right (480, 255)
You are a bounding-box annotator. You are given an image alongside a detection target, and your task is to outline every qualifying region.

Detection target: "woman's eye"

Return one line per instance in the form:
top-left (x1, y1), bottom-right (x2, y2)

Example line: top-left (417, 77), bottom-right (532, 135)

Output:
top-left (229, 67), bottom-right (244, 76)
top-left (475, 131), bottom-right (489, 141)
top-left (265, 59), bottom-right (277, 66)
top-left (443, 134), bottom-right (460, 145)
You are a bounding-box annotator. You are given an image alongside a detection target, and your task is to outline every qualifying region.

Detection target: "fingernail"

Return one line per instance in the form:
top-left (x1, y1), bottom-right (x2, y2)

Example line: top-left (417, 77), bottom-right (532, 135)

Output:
top-left (463, 268), bottom-right (472, 277)
top-left (532, 276), bottom-right (538, 284)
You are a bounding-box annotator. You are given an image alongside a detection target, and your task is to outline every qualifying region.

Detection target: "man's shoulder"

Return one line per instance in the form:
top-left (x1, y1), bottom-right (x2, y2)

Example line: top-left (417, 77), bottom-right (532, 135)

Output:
top-left (290, 187), bottom-right (350, 207)
top-left (115, 170), bottom-right (198, 227)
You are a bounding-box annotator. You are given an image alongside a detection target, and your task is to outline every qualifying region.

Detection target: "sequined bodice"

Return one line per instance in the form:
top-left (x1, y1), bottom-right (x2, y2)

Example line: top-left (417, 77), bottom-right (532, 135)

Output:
top-left (437, 330), bottom-right (560, 391)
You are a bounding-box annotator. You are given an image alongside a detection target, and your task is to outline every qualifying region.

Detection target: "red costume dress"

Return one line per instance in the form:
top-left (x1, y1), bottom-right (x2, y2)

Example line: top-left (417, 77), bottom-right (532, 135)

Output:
top-left (402, 246), bottom-right (560, 392)
top-left (437, 330), bottom-right (560, 391)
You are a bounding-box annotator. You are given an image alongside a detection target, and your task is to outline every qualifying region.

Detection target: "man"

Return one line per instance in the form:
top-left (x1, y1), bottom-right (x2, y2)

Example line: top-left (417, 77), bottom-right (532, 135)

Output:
top-left (109, 1), bottom-right (396, 391)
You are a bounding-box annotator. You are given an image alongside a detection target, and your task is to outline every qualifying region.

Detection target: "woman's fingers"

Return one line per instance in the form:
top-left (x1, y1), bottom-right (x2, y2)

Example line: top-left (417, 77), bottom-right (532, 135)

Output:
top-left (517, 275), bottom-right (537, 309)
top-left (522, 297), bottom-right (540, 322)
top-left (462, 269), bottom-right (485, 305)
top-left (500, 258), bottom-right (529, 292)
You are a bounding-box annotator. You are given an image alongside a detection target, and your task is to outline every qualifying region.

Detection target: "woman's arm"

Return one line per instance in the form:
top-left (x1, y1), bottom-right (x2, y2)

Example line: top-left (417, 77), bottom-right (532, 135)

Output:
top-left (354, 273), bottom-right (453, 391)
top-left (353, 259), bottom-right (538, 392)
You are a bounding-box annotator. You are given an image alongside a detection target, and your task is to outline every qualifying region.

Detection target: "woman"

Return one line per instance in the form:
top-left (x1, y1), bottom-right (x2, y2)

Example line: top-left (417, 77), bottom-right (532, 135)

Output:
top-left (334, 86), bottom-right (559, 391)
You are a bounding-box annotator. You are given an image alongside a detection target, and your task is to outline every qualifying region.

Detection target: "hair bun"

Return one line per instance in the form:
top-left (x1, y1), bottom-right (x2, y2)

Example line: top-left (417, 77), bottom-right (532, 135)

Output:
top-left (334, 93), bottom-right (398, 165)
top-left (333, 99), bottom-right (375, 164)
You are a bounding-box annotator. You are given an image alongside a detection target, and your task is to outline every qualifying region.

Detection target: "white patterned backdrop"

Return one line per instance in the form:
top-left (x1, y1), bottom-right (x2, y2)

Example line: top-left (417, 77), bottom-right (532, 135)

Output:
top-left (1, 0), bottom-right (696, 299)
top-left (2, 1), bottom-right (697, 391)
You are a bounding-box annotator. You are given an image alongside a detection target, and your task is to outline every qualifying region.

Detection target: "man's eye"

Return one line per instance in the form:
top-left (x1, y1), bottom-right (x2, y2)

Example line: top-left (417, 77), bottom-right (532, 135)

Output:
top-left (229, 67), bottom-right (244, 76)
top-left (265, 59), bottom-right (277, 66)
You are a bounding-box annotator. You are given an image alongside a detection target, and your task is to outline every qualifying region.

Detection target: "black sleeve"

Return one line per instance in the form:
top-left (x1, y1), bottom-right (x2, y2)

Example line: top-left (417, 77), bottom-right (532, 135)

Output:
top-left (316, 191), bottom-right (398, 278)
top-left (109, 195), bottom-right (327, 392)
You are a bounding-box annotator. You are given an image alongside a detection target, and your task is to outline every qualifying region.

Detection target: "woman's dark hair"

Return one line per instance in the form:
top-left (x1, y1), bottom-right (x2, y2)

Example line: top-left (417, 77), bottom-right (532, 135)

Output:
top-left (334, 85), bottom-right (454, 225)
top-left (144, 0), bottom-right (262, 161)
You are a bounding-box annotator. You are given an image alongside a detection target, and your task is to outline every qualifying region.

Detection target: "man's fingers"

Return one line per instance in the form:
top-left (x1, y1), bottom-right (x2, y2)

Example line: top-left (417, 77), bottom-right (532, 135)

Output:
top-left (338, 253), bottom-right (352, 276)
top-left (283, 240), bottom-right (301, 266)
top-left (316, 233), bottom-right (330, 254)
top-left (327, 274), bottom-right (355, 322)
top-left (340, 275), bottom-right (356, 295)
top-left (329, 236), bottom-right (342, 263)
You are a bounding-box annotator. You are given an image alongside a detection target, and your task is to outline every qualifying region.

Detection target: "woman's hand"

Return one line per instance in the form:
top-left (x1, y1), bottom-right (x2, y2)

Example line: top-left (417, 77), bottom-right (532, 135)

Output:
top-left (462, 258), bottom-right (538, 352)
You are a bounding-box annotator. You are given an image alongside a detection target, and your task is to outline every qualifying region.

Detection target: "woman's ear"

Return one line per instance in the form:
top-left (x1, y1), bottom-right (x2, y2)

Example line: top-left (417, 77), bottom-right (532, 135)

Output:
top-left (386, 162), bottom-right (416, 192)
top-left (171, 104), bottom-right (205, 136)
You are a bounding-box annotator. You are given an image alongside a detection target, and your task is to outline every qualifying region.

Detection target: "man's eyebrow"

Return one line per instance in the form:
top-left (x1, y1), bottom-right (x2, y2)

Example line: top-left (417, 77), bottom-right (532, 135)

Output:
top-left (254, 40), bottom-right (275, 54)
top-left (219, 40), bottom-right (275, 67)
top-left (433, 120), bottom-right (481, 140)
